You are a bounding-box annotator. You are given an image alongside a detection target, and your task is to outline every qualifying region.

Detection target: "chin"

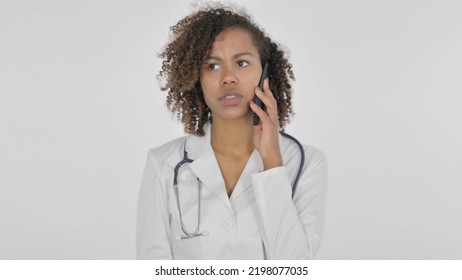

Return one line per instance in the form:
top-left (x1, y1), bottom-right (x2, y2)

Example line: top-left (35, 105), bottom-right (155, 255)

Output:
top-left (215, 112), bottom-right (252, 122)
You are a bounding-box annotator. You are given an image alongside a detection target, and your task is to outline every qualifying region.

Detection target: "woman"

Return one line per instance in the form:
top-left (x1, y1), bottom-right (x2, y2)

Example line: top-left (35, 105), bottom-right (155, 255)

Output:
top-left (136, 4), bottom-right (327, 260)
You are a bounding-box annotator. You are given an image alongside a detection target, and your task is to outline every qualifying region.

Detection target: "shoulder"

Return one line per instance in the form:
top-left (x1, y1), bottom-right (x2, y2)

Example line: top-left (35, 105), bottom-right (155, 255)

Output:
top-left (146, 136), bottom-right (187, 168)
top-left (279, 133), bottom-right (327, 173)
top-left (302, 145), bottom-right (328, 174)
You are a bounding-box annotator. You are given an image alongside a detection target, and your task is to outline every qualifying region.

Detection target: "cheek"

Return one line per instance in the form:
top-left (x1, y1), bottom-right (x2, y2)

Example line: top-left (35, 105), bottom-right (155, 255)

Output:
top-left (243, 78), bottom-right (259, 98)
top-left (199, 73), bottom-right (211, 92)
top-left (200, 83), bottom-right (213, 108)
top-left (200, 76), bottom-right (217, 100)
top-left (202, 94), bottom-right (213, 109)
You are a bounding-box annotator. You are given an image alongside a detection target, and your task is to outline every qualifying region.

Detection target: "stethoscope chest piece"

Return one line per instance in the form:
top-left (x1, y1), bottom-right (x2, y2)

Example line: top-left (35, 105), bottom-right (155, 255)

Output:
top-left (173, 145), bottom-right (207, 239)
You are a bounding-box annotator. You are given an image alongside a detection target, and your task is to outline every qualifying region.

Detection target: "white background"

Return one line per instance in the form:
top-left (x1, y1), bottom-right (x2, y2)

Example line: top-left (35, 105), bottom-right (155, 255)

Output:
top-left (1, 0), bottom-right (461, 259)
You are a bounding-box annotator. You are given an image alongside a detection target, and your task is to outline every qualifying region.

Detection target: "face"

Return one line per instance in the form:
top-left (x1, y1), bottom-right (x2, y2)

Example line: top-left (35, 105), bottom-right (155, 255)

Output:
top-left (200, 27), bottom-right (262, 123)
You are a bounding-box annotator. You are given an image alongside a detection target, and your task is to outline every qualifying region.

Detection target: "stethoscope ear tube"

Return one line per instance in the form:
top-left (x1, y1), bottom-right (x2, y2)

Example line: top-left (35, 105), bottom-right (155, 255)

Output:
top-left (279, 131), bottom-right (305, 199)
top-left (173, 148), bottom-right (194, 185)
top-left (172, 132), bottom-right (305, 239)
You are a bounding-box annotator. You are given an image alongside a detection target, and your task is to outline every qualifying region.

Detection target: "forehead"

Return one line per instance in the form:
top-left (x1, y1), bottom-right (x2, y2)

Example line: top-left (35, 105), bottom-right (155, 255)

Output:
top-left (209, 27), bottom-right (258, 54)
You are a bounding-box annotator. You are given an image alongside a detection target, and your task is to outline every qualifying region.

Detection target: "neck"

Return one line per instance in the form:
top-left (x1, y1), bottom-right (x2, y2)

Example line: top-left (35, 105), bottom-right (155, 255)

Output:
top-left (210, 116), bottom-right (254, 156)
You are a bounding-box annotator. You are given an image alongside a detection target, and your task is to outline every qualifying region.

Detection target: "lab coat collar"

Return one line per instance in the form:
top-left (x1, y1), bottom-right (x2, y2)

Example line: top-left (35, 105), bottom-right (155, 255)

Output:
top-left (176, 123), bottom-right (263, 209)
top-left (163, 123), bottom-right (212, 170)
top-left (232, 149), bottom-right (263, 200)
top-left (185, 122), bottom-right (213, 159)
top-left (185, 123), bottom-right (231, 209)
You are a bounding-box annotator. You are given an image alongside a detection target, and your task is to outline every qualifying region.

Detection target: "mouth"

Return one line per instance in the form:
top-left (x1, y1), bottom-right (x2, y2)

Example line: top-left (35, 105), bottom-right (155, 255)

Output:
top-left (219, 91), bottom-right (244, 106)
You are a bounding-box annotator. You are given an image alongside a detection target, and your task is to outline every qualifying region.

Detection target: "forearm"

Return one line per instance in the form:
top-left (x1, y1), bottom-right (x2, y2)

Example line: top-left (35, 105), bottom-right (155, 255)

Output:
top-left (252, 148), bottom-right (328, 259)
top-left (252, 166), bottom-right (310, 259)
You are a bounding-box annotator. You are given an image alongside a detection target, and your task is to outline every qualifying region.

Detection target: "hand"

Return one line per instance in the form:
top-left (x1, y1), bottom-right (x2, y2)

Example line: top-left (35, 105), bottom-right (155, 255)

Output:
top-left (250, 78), bottom-right (283, 170)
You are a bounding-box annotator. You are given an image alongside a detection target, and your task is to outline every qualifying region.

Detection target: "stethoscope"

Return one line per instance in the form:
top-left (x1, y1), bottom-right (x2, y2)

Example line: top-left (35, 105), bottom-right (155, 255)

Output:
top-left (172, 131), bottom-right (305, 239)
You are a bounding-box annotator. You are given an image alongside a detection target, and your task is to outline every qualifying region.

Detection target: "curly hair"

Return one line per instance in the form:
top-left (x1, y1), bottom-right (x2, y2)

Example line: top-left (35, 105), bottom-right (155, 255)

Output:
top-left (158, 4), bottom-right (295, 136)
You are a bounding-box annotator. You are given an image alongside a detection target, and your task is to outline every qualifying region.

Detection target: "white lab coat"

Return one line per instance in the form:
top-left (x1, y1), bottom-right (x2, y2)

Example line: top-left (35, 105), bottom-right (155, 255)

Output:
top-left (136, 124), bottom-right (327, 259)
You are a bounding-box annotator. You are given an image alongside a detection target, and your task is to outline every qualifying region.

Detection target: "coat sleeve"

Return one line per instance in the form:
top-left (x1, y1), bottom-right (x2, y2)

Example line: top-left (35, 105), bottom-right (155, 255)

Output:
top-left (251, 147), bottom-right (328, 259)
top-left (136, 150), bottom-right (173, 259)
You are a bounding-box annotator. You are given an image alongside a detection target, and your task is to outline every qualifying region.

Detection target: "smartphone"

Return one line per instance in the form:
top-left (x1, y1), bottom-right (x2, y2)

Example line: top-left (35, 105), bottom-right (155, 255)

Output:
top-left (253, 62), bottom-right (269, 125)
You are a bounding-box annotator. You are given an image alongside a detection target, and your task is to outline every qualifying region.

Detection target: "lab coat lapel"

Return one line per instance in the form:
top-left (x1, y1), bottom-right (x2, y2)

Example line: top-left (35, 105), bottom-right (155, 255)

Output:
top-left (230, 133), bottom-right (290, 200)
top-left (185, 125), bottom-right (232, 211)
top-left (229, 149), bottom-right (263, 200)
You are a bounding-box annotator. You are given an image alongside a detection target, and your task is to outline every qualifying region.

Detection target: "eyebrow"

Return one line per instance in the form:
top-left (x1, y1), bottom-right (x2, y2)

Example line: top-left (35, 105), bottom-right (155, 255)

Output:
top-left (206, 51), bottom-right (255, 61)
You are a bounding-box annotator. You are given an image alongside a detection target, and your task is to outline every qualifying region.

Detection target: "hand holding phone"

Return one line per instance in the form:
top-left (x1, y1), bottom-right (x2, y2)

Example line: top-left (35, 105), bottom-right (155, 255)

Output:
top-left (252, 63), bottom-right (269, 125)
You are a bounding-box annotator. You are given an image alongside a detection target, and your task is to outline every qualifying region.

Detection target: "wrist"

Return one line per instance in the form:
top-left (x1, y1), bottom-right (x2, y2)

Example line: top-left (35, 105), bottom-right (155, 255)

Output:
top-left (262, 156), bottom-right (283, 171)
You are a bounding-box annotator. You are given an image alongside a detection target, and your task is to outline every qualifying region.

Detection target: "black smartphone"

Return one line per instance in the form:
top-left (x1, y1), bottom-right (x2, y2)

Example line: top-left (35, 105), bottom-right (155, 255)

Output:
top-left (253, 62), bottom-right (269, 125)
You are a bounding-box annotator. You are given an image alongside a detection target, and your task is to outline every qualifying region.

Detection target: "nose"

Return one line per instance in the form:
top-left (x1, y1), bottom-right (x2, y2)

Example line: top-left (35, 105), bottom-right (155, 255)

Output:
top-left (221, 65), bottom-right (239, 86)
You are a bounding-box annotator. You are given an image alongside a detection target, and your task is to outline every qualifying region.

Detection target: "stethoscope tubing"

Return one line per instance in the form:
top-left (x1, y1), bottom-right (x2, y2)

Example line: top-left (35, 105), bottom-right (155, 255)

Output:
top-left (279, 131), bottom-right (305, 199)
top-left (172, 131), bottom-right (305, 238)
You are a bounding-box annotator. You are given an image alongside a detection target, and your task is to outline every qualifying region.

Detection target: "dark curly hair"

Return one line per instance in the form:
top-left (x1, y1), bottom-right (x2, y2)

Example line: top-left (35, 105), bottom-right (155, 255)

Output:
top-left (158, 3), bottom-right (295, 136)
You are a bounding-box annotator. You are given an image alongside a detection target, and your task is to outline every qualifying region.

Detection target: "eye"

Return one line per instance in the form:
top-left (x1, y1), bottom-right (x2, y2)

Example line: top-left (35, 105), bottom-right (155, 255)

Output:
top-left (236, 60), bottom-right (249, 67)
top-left (207, 63), bottom-right (221, 70)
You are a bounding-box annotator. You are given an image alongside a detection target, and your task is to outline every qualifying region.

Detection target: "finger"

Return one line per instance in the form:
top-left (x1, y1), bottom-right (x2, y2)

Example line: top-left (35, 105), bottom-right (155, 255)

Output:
top-left (263, 78), bottom-right (278, 113)
top-left (263, 78), bottom-right (270, 92)
top-left (263, 78), bottom-right (280, 124)
top-left (254, 89), bottom-right (277, 125)
top-left (255, 80), bottom-right (278, 123)
top-left (250, 100), bottom-right (269, 124)
top-left (255, 83), bottom-right (276, 108)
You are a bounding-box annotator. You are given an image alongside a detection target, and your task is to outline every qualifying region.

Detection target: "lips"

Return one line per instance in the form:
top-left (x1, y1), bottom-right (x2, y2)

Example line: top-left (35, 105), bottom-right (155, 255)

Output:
top-left (219, 90), bottom-right (243, 106)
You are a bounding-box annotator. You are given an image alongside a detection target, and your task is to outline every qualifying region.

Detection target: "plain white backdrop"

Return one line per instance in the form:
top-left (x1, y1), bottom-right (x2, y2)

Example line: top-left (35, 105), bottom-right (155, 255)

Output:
top-left (1, 0), bottom-right (461, 259)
